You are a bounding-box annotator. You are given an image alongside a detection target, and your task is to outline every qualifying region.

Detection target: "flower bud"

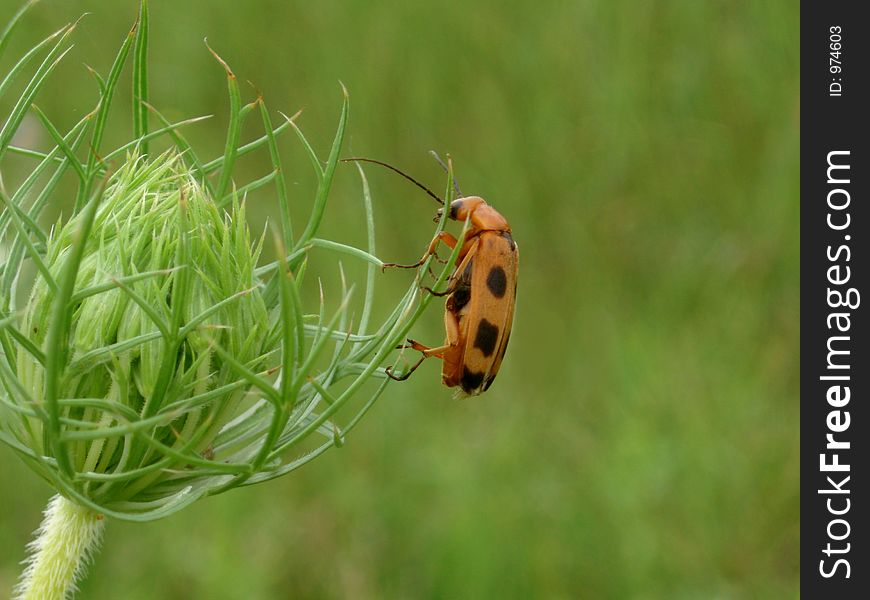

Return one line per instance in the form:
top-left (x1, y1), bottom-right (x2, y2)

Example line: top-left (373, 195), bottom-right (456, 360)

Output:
top-left (11, 152), bottom-right (273, 517)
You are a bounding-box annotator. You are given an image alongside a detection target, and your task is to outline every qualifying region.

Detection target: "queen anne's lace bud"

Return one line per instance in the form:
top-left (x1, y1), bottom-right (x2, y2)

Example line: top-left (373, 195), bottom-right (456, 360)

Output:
top-left (11, 153), bottom-right (273, 516)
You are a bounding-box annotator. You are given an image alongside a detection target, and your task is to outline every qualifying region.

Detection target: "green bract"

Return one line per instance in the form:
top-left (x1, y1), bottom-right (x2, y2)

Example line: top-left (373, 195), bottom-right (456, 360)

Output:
top-left (15, 152), bottom-right (271, 505)
top-left (0, 2), bottom-right (460, 525)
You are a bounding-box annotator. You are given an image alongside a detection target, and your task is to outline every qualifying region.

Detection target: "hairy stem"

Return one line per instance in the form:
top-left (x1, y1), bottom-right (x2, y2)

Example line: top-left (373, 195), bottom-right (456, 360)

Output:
top-left (14, 495), bottom-right (105, 600)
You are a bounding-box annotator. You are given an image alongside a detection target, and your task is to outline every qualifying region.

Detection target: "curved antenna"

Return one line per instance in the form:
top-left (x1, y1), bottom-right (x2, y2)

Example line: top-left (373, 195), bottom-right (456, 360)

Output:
top-left (341, 157), bottom-right (444, 205)
top-left (429, 151), bottom-right (463, 198)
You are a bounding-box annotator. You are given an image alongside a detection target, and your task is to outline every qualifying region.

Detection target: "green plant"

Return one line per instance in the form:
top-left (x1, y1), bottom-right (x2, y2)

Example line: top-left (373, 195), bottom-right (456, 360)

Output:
top-left (0, 1), bottom-right (459, 597)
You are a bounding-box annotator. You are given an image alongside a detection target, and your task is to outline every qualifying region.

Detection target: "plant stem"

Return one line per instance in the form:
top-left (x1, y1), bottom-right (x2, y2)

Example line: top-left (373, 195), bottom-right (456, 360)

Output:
top-left (15, 494), bottom-right (105, 600)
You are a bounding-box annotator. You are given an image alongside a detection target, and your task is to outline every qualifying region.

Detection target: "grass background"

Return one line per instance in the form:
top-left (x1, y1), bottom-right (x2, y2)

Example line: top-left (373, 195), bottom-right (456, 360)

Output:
top-left (0, 1), bottom-right (798, 598)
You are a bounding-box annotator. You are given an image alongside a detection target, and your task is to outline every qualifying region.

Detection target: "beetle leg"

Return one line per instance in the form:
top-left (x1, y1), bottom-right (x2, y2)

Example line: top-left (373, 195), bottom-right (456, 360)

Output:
top-left (402, 339), bottom-right (451, 357)
top-left (422, 273), bottom-right (465, 297)
top-left (385, 339), bottom-right (451, 380)
top-left (422, 239), bottom-right (477, 297)
top-left (385, 356), bottom-right (426, 381)
top-left (421, 344), bottom-right (450, 357)
top-left (422, 283), bottom-right (456, 297)
top-left (395, 338), bottom-right (426, 350)
top-left (382, 231), bottom-right (459, 271)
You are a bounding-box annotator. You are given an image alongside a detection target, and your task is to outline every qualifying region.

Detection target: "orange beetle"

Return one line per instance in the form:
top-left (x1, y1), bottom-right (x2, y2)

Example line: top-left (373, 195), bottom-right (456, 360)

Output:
top-left (343, 157), bottom-right (518, 395)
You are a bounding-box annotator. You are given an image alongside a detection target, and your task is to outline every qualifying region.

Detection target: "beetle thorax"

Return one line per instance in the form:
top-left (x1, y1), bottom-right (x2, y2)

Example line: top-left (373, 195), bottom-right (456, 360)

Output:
top-left (449, 196), bottom-right (511, 232)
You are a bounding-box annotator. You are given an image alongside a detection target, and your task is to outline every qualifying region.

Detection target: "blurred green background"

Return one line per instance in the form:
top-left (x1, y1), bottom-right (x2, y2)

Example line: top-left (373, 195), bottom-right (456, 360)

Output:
top-left (0, 1), bottom-right (798, 598)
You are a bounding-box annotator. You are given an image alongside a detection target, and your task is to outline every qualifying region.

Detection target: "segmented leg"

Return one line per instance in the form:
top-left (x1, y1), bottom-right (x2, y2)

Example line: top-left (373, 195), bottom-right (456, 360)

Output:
top-left (385, 356), bottom-right (426, 381)
top-left (385, 340), bottom-right (451, 381)
top-left (382, 231), bottom-right (459, 270)
top-left (422, 285), bottom-right (454, 297)
top-left (422, 238), bottom-right (477, 297)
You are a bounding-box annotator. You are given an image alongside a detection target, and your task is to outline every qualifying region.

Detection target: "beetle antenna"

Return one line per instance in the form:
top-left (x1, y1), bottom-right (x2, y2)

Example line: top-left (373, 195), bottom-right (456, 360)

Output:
top-left (341, 157), bottom-right (445, 205)
top-left (429, 150), bottom-right (463, 197)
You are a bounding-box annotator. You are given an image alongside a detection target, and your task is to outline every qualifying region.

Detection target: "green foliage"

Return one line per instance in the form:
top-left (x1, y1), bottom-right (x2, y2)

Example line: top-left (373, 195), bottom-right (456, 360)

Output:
top-left (0, 1), bottom-right (457, 526)
top-left (0, 0), bottom-right (798, 598)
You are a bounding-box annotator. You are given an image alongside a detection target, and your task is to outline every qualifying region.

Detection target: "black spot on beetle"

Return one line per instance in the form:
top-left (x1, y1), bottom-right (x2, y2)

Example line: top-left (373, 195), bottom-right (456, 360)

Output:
top-left (449, 199), bottom-right (464, 220)
top-left (451, 283), bottom-right (471, 312)
top-left (448, 261), bottom-right (474, 312)
top-left (486, 266), bottom-right (507, 298)
top-left (461, 367), bottom-right (485, 391)
top-left (473, 319), bottom-right (499, 357)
